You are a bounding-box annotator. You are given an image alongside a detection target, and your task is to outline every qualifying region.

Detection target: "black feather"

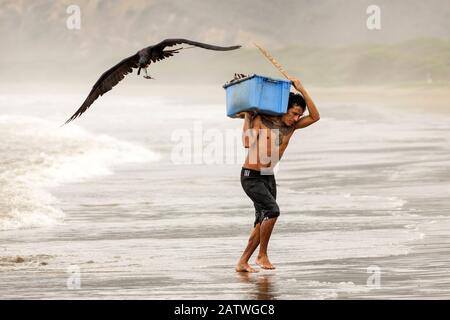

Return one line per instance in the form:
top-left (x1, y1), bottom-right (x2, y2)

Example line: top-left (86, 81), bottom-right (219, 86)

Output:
top-left (64, 39), bottom-right (241, 124)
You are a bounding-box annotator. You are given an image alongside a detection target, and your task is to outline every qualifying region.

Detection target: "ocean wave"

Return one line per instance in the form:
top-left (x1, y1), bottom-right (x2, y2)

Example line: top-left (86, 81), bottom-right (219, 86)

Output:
top-left (0, 115), bottom-right (160, 230)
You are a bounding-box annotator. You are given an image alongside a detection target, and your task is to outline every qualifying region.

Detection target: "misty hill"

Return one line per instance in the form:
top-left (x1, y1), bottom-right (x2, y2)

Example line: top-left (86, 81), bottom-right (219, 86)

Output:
top-left (0, 0), bottom-right (449, 86)
top-left (2, 37), bottom-right (448, 86)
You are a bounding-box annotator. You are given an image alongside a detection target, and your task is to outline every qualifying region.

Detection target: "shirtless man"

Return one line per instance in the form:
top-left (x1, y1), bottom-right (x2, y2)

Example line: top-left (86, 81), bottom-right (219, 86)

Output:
top-left (235, 77), bottom-right (320, 272)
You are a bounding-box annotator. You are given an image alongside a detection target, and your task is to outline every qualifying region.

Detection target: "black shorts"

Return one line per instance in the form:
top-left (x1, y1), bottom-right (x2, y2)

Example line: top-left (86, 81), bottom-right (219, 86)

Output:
top-left (240, 167), bottom-right (280, 227)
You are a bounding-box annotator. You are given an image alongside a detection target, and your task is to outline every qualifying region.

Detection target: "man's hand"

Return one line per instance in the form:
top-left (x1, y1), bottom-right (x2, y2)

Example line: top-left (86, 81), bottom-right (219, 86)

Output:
top-left (235, 111), bottom-right (246, 119)
top-left (236, 110), bottom-right (257, 119)
top-left (290, 77), bottom-right (304, 92)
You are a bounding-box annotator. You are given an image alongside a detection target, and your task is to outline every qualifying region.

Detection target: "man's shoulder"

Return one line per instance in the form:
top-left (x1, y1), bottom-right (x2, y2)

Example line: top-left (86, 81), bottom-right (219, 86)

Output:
top-left (259, 114), bottom-right (284, 128)
top-left (259, 114), bottom-right (280, 119)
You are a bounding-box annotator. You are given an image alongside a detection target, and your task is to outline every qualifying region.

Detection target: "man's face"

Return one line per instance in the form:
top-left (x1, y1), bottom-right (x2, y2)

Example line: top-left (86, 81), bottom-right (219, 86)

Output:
top-left (281, 105), bottom-right (304, 126)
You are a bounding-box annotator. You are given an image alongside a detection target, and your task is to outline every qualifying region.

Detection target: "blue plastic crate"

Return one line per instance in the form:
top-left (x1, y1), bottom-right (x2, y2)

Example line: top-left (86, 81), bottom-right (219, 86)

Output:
top-left (223, 74), bottom-right (291, 118)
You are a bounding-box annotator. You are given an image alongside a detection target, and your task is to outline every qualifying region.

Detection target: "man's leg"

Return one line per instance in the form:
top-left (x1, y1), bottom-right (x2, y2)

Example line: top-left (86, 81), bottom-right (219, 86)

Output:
top-left (235, 223), bottom-right (261, 272)
top-left (256, 217), bottom-right (278, 269)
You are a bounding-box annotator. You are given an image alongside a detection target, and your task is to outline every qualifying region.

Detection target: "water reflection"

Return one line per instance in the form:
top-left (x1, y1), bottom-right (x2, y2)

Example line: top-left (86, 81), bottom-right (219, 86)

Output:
top-left (237, 272), bottom-right (278, 300)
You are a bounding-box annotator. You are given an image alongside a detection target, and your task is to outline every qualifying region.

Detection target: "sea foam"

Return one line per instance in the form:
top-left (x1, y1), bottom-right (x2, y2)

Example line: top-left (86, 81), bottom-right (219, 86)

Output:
top-left (0, 115), bottom-right (160, 230)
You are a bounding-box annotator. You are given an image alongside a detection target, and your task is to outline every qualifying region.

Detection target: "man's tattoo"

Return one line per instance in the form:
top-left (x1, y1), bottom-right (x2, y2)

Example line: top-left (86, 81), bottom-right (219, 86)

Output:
top-left (260, 115), bottom-right (294, 146)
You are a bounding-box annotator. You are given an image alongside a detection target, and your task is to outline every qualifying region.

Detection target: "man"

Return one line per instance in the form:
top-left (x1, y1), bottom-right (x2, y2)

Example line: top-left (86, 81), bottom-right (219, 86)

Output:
top-left (235, 77), bottom-right (320, 272)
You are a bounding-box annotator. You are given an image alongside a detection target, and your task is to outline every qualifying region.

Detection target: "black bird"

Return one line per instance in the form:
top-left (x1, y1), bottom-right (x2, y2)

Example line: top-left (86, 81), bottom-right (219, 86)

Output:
top-left (64, 38), bottom-right (241, 124)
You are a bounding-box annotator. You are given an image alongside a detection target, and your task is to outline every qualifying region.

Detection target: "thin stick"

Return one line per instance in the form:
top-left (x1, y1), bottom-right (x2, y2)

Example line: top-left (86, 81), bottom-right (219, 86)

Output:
top-left (253, 42), bottom-right (291, 80)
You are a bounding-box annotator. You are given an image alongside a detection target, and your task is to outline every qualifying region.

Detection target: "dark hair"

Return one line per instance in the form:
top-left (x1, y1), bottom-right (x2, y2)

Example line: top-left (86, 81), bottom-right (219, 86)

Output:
top-left (288, 92), bottom-right (306, 111)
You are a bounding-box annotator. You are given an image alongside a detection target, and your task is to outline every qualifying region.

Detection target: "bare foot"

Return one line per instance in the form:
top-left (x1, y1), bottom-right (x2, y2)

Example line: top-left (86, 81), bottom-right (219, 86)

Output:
top-left (235, 262), bottom-right (259, 273)
top-left (256, 255), bottom-right (276, 269)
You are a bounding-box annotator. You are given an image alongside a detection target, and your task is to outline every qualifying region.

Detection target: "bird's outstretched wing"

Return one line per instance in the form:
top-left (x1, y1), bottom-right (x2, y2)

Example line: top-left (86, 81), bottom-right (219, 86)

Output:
top-left (65, 39), bottom-right (240, 124)
top-left (64, 53), bottom-right (139, 124)
top-left (150, 48), bottom-right (182, 63)
top-left (151, 38), bottom-right (241, 52)
top-left (141, 39), bottom-right (241, 66)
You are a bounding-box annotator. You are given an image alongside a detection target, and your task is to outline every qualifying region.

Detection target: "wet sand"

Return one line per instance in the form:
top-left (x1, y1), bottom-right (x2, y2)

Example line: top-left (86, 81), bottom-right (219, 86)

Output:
top-left (1, 87), bottom-right (450, 299)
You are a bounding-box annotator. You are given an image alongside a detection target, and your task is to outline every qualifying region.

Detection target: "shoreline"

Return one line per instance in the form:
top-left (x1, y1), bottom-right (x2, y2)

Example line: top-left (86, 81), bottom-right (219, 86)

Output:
top-left (309, 85), bottom-right (450, 115)
top-left (0, 83), bottom-right (449, 115)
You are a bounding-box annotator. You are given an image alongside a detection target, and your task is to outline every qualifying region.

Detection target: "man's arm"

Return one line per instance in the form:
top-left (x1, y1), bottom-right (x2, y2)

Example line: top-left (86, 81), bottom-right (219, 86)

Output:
top-left (291, 78), bottom-right (320, 130)
top-left (238, 112), bottom-right (259, 148)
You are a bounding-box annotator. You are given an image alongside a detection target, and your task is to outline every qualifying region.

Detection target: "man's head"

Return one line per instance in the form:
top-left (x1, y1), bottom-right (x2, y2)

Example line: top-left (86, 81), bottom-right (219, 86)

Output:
top-left (281, 92), bottom-right (306, 126)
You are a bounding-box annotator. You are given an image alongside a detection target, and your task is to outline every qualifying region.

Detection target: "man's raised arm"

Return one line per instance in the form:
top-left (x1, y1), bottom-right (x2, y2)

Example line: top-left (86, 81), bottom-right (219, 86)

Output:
top-left (291, 78), bottom-right (320, 129)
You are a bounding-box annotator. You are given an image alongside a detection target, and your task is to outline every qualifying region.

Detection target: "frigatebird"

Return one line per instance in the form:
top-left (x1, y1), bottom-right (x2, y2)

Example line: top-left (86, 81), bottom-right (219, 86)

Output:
top-left (64, 38), bottom-right (241, 124)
